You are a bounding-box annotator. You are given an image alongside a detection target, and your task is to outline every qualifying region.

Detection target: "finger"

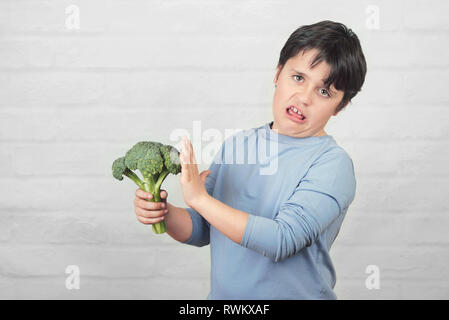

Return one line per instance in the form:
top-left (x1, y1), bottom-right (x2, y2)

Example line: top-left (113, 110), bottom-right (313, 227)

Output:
top-left (136, 188), bottom-right (152, 200)
top-left (160, 192), bottom-right (168, 204)
top-left (183, 136), bottom-right (195, 165)
top-left (181, 136), bottom-right (198, 180)
top-left (180, 155), bottom-right (186, 175)
top-left (199, 170), bottom-right (212, 183)
top-left (137, 215), bottom-right (165, 225)
top-left (160, 190), bottom-right (168, 200)
top-left (136, 198), bottom-right (165, 211)
top-left (135, 207), bottom-right (167, 219)
top-left (187, 138), bottom-right (197, 165)
top-left (183, 136), bottom-right (197, 165)
top-left (180, 140), bottom-right (190, 178)
top-left (180, 137), bottom-right (190, 165)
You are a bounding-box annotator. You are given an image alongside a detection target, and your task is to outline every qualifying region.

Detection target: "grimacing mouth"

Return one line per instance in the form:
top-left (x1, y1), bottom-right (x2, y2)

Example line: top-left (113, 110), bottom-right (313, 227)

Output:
top-left (286, 106), bottom-right (306, 120)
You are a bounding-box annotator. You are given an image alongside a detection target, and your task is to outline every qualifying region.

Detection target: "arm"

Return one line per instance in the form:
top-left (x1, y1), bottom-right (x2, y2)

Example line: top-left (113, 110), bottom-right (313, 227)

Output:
top-left (185, 149), bottom-right (356, 262)
top-left (164, 203), bottom-right (193, 243)
top-left (179, 136), bottom-right (250, 244)
top-left (193, 195), bottom-right (249, 245)
top-left (172, 137), bottom-right (224, 247)
top-left (241, 152), bottom-right (357, 262)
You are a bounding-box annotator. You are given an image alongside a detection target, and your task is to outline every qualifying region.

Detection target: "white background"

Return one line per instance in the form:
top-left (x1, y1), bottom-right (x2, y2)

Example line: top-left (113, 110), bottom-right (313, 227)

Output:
top-left (0, 0), bottom-right (448, 299)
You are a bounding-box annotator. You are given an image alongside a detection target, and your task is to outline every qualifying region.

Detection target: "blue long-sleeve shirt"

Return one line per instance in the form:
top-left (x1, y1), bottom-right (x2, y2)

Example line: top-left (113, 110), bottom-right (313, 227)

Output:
top-left (182, 121), bottom-right (356, 299)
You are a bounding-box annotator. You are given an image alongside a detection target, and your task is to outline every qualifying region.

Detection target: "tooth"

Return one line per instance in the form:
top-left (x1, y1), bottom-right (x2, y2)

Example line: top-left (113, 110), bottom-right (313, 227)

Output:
top-left (293, 107), bottom-right (298, 113)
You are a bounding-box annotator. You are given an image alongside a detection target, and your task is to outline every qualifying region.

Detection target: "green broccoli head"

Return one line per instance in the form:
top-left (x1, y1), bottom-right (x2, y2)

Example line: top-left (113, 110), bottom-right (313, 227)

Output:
top-left (112, 157), bottom-right (127, 181)
top-left (112, 156), bottom-right (145, 189)
top-left (115, 140), bottom-right (181, 190)
top-left (160, 145), bottom-right (182, 175)
top-left (137, 144), bottom-right (164, 177)
top-left (124, 141), bottom-right (151, 171)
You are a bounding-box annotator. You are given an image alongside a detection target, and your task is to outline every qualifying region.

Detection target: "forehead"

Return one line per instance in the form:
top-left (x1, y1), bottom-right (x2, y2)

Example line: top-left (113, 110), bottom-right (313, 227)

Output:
top-left (286, 49), bottom-right (332, 86)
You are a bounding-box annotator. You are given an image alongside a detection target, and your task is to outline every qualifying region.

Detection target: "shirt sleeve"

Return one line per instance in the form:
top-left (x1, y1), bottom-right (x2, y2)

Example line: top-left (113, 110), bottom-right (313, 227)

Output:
top-left (240, 151), bottom-right (357, 262)
top-left (181, 141), bottom-right (224, 247)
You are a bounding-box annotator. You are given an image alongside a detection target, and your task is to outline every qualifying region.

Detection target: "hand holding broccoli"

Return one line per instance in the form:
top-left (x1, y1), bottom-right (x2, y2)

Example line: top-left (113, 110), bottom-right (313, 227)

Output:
top-left (112, 141), bottom-right (181, 234)
top-left (134, 189), bottom-right (169, 226)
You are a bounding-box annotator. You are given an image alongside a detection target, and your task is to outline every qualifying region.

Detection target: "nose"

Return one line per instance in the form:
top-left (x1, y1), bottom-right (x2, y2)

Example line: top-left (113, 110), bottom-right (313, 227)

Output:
top-left (297, 84), bottom-right (313, 106)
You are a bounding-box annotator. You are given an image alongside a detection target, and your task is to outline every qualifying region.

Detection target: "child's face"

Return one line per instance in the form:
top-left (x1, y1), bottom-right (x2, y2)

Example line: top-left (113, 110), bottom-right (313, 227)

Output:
top-left (272, 48), bottom-right (346, 138)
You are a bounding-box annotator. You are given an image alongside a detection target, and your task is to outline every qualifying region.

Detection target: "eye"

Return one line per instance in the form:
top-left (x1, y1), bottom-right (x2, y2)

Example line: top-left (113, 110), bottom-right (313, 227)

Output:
top-left (293, 75), bottom-right (304, 82)
top-left (319, 88), bottom-right (331, 97)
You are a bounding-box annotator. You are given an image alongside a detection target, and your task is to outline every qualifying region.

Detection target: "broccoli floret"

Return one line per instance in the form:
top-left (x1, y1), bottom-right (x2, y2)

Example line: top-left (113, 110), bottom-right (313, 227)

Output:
top-left (160, 145), bottom-right (182, 175)
top-left (112, 141), bottom-right (182, 234)
top-left (112, 157), bottom-right (145, 189)
top-left (124, 141), bottom-right (151, 171)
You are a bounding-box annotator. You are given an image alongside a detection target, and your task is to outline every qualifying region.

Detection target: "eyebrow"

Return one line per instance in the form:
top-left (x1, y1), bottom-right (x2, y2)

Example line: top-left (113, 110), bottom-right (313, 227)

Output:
top-left (290, 69), bottom-right (334, 92)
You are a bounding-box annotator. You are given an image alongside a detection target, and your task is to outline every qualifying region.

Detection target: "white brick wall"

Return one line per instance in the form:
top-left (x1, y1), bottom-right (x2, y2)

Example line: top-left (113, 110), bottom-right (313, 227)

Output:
top-left (1, 0), bottom-right (448, 299)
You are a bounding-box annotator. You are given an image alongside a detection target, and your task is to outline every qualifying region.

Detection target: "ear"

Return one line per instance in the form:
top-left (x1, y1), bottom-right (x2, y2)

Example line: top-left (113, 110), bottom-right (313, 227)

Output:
top-left (274, 65), bottom-right (282, 86)
top-left (334, 100), bottom-right (349, 116)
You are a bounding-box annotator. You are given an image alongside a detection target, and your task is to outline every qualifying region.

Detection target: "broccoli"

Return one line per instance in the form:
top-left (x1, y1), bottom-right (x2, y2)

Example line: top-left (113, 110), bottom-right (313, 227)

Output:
top-left (112, 141), bottom-right (181, 234)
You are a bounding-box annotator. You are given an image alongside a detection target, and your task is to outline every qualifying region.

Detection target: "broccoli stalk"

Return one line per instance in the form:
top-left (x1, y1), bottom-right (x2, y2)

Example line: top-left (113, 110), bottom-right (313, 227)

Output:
top-left (140, 169), bottom-right (171, 234)
top-left (112, 141), bottom-right (181, 234)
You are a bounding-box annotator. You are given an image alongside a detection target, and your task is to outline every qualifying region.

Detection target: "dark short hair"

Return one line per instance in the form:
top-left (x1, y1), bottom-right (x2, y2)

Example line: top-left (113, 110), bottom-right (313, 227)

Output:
top-left (277, 20), bottom-right (367, 113)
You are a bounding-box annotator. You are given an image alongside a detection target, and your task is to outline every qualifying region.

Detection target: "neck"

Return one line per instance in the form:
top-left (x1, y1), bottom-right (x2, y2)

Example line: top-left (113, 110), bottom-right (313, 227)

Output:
top-left (270, 121), bottom-right (327, 137)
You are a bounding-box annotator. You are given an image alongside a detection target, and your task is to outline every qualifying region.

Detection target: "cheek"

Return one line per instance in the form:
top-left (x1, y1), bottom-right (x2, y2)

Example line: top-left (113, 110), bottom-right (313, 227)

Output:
top-left (314, 110), bottom-right (334, 123)
top-left (274, 90), bottom-right (287, 107)
top-left (272, 92), bottom-right (282, 109)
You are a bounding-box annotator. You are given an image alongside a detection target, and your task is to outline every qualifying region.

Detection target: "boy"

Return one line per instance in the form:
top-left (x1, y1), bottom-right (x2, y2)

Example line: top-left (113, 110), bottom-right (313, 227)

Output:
top-left (134, 20), bottom-right (367, 299)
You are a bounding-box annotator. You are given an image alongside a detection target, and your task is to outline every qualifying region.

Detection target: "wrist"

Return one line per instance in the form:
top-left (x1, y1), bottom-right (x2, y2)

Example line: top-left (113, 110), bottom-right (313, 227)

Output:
top-left (166, 202), bottom-right (175, 216)
top-left (190, 193), bottom-right (211, 213)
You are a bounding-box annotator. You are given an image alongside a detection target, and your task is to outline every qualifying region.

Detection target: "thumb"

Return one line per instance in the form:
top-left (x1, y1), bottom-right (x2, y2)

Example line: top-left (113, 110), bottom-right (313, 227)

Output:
top-left (199, 170), bottom-right (212, 183)
top-left (160, 189), bottom-right (168, 202)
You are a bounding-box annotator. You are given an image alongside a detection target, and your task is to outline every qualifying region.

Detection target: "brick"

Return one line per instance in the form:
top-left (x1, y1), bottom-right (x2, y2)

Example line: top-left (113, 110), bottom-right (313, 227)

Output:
top-left (0, 0), bottom-right (400, 36)
top-left (349, 176), bottom-right (449, 213)
top-left (352, 69), bottom-right (405, 105)
top-left (0, 36), bottom-right (278, 69)
top-left (404, 0), bottom-right (449, 30)
top-left (0, 275), bottom-right (209, 299)
top-left (342, 140), bottom-right (449, 176)
top-left (0, 107), bottom-right (272, 142)
top-left (344, 69), bottom-right (449, 106)
top-left (0, 70), bottom-right (275, 108)
top-left (327, 105), bottom-right (449, 140)
top-left (334, 278), bottom-right (449, 299)
top-left (331, 245), bottom-right (449, 282)
top-left (0, 1), bottom-right (63, 34)
top-left (0, 177), bottom-right (127, 212)
top-left (362, 33), bottom-right (449, 68)
top-left (336, 212), bottom-right (449, 246)
top-left (102, 70), bottom-right (274, 107)
top-left (0, 176), bottom-right (190, 213)
top-left (0, 209), bottom-right (188, 246)
top-left (356, 0), bottom-right (404, 32)
top-left (404, 70), bottom-right (449, 104)
top-left (0, 244), bottom-right (210, 279)
top-left (0, 72), bottom-right (104, 107)
top-left (0, 1), bottom-right (106, 34)
top-left (0, 39), bottom-right (54, 68)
